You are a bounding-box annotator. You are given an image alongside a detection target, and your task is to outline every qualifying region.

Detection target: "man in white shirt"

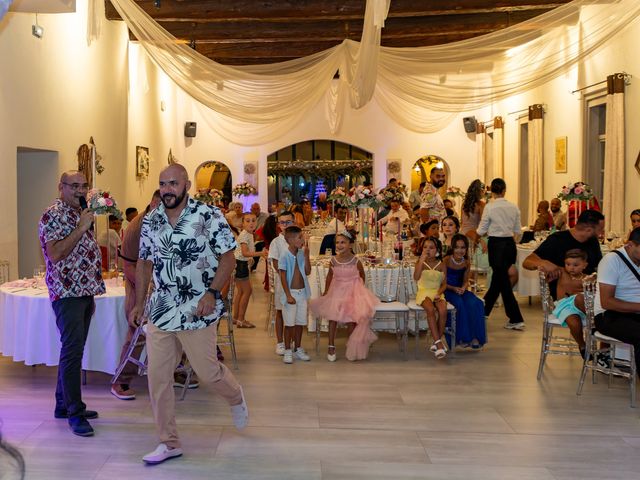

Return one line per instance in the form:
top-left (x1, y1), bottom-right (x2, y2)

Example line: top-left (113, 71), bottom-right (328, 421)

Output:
top-left (594, 227), bottom-right (640, 370)
top-left (477, 178), bottom-right (525, 330)
top-left (550, 198), bottom-right (567, 231)
top-left (268, 210), bottom-right (295, 355)
top-left (326, 205), bottom-right (347, 234)
top-left (379, 200), bottom-right (409, 234)
top-left (408, 182), bottom-right (425, 210)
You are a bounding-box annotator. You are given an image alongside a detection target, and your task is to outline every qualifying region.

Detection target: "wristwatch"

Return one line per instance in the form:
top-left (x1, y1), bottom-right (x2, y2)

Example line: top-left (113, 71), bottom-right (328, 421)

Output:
top-left (206, 287), bottom-right (222, 300)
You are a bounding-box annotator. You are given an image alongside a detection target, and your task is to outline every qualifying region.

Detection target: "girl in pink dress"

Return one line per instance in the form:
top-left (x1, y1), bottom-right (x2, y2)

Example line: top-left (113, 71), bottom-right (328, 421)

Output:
top-left (309, 231), bottom-right (379, 361)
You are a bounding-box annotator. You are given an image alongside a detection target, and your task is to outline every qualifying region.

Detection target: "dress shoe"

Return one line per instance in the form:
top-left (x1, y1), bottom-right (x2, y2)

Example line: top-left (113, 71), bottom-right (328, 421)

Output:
top-left (68, 416), bottom-right (94, 437)
top-left (55, 409), bottom-right (98, 420)
top-left (142, 443), bottom-right (183, 465)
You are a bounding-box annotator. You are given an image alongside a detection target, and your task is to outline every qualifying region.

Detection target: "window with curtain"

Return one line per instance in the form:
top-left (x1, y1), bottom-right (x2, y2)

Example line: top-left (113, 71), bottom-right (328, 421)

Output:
top-left (584, 95), bottom-right (607, 202)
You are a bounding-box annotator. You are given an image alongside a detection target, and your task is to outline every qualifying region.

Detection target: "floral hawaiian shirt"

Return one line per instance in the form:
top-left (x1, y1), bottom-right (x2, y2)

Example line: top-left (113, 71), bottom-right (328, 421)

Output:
top-left (139, 197), bottom-right (237, 331)
top-left (420, 183), bottom-right (446, 223)
top-left (38, 199), bottom-right (105, 302)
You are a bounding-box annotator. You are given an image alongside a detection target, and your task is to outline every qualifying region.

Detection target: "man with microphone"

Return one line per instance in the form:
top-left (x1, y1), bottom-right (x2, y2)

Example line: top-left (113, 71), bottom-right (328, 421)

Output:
top-left (38, 170), bottom-right (105, 437)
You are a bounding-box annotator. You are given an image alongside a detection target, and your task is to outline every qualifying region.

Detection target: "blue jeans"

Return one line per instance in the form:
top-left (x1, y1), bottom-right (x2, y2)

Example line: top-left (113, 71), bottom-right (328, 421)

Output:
top-left (52, 296), bottom-right (94, 418)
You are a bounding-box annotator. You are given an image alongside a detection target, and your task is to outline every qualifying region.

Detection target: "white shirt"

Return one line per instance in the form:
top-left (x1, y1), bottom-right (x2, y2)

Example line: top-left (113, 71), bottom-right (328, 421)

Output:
top-left (268, 234), bottom-right (288, 265)
top-left (234, 230), bottom-right (255, 261)
top-left (477, 197), bottom-right (522, 238)
top-left (594, 247), bottom-right (640, 315)
top-left (326, 218), bottom-right (345, 235)
top-left (380, 208), bottom-right (409, 233)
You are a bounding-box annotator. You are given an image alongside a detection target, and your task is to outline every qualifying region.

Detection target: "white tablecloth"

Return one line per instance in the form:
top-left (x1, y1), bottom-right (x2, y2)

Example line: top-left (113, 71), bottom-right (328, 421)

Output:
top-left (516, 244), bottom-right (540, 297)
top-left (0, 284), bottom-right (128, 374)
top-left (309, 236), bottom-right (323, 257)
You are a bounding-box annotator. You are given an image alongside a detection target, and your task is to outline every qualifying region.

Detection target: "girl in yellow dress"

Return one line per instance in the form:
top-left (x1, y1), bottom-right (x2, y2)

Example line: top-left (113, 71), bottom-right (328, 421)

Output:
top-left (414, 236), bottom-right (448, 359)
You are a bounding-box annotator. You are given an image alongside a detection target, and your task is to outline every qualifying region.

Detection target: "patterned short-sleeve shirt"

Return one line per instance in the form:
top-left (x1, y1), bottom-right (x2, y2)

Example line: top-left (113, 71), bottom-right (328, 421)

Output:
top-left (38, 199), bottom-right (105, 302)
top-left (139, 197), bottom-right (237, 331)
top-left (420, 184), bottom-right (446, 223)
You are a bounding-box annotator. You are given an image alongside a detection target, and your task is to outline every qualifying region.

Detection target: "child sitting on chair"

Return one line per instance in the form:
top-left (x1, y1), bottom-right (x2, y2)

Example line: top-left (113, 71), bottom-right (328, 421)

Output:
top-left (414, 236), bottom-right (448, 359)
top-left (309, 230), bottom-right (378, 362)
top-left (278, 226), bottom-right (312, 364)
top-left (552, 248), bottom-right (589, 357)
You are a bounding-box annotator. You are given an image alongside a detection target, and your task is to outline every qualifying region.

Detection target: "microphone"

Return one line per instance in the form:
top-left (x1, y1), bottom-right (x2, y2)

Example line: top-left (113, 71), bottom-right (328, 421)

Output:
top-left (78, 196), bottom-right (94, 230)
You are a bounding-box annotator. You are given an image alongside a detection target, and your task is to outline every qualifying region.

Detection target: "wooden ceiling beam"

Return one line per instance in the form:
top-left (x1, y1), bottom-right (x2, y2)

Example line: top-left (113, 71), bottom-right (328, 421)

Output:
top-left (105, 0), bottom-right (572, 23)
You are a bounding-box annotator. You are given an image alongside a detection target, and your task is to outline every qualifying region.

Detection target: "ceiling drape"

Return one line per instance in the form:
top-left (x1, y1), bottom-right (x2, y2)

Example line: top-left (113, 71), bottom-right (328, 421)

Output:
top-left (108, 0), bottom-right (640, 145)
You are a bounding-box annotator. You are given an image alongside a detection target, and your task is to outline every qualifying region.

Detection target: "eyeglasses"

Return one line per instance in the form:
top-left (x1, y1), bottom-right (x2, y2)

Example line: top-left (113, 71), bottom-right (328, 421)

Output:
top-left (62, 182), bottom-right (89, 190)
top-left (278, 220), bottom-right (293, 226)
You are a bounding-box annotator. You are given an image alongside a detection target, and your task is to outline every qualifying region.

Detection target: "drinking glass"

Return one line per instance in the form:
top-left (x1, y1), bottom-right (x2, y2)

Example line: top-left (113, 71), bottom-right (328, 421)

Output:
top-left (324, 248), bottom-right (332, 256)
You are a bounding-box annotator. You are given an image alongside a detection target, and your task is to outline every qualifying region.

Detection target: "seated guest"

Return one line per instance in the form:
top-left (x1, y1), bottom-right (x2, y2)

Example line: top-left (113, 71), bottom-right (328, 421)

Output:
top-left (631, 209), bottom-right (640, 230)
top-left (551, 198), bottom-right (567, 231)
top-left (98, 214), bottom-right (122, 269)
top-left (593, 227), bottom-right (640, 373)
top-left (441, 215), bottom-right (460, 257)
top-left (379, 200), bottom-right (409, 234)
top-left (443, 198), bottom-right (456, 217)
top-left (409, 182), bottom-right (426, 210)
top-left (523, 209), bottom-right (604, 298)
top-left (225, 202), bottom-right (244, 231)
top-left (290, 204), bottom-right (305, 228)
top-left (420, 220), bottom-right (440, 239)
top-left (327, 205), bottom-right (347, 234)
top-left (530, 200), bottom-right (552, 231)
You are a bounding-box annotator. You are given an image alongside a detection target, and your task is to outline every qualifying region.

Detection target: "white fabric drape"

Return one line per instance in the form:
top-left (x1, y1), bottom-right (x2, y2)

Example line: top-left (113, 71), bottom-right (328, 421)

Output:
top-left (476, 125), bottom-right (486, 183)
top-left (492, 119), bottom-right (504, 179)
top-left (86, 0), bottom-right (101, 46)
top-left (603, 74), bottom-right (626, 233)
top-left (527, 108), bottom-right (544, 224)
top-left (108, 0), bottom-right (640, 145)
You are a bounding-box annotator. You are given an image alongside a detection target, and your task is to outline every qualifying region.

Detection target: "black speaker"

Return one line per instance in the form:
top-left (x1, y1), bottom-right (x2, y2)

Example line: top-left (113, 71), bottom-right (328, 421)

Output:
top-left (184, 121), bottom-right (197, 137)
top-left (463, 116), bottom-right (477, 133)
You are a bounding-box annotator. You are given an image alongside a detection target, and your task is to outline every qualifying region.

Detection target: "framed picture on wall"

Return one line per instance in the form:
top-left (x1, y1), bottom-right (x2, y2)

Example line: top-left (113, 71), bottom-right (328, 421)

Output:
top-left (555, 137), bottom-right (567, 173)
top-left (136, 146), bottom-right (149, 178)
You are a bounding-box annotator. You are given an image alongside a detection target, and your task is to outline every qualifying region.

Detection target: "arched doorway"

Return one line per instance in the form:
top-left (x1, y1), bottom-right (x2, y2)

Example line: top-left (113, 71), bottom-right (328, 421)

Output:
top-left (267, 140), bottom-right (373, 210)
top-left (194, 161), bottom-right (232, 207)
top-left (410, 154), bottom-right (450, 199)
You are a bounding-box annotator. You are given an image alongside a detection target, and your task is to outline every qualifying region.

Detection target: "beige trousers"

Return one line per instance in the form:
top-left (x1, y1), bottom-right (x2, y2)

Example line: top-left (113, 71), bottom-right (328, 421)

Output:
top-left (146, 322), bottom-right (242, 449)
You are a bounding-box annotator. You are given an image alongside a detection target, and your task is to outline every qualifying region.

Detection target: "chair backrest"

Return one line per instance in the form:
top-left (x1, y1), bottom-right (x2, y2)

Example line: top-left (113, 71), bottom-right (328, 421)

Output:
top-left (315, 261), bottom-right (331, 295)
top-left (582, 274), bottom-right (597, 330)
top-left (320, 234), bottom-right (336, 256)
top-left (267, 258), bottom-right (276, 293)
top-left (538, 270), bottom-right (554, 319)
top-left (367, 265), bottom-right (401, 302)
top-left (401, 264), bottom-right (417, 302)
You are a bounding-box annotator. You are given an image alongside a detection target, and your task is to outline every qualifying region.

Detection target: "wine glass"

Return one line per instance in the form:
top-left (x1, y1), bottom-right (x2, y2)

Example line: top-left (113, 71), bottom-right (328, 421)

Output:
top-left (534, 231), bottom-right (543, 244)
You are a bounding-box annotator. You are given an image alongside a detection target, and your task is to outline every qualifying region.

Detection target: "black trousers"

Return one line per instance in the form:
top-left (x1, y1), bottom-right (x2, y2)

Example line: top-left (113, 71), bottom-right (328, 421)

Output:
top-left (595, 310), bottom-right (640, 371)
top-left (51, 296), bottom-right (94, 418)
top-left (484, 237), bottom-right (524, 324)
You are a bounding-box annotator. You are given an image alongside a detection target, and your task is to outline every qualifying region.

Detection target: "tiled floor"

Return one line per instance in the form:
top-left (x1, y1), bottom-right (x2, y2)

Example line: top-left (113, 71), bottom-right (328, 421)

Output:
top-left (1, 269), bottom-right (639, 479)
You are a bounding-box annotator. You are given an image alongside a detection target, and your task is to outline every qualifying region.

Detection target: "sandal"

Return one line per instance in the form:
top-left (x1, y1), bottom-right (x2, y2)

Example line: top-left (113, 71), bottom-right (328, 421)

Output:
top-left (435, 348), bottom-right (447, 359)
top-left (235, 320), bottom-right (256, 328)
top-left (430, 339), bottom-right (447, 353)
top-left (327, 345), bottom-right (337, 362)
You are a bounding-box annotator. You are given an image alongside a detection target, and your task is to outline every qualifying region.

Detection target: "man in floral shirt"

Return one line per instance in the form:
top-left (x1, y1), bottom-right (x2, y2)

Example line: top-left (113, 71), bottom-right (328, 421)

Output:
top-left (130, 164), bottom-right (247, 465)
top-left (38, 170), bottom-right (105, 437)
top-left (420, 167), bottom-right (447, 223)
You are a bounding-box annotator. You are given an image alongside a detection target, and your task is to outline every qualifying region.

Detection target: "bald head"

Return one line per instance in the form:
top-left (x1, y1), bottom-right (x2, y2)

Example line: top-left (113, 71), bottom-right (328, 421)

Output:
top-left (60, 170), bottom-right (84, 184)
top-left (159, 164), bottom-right (191, 211)
top-left (160, 163), bottom-right (189, 183)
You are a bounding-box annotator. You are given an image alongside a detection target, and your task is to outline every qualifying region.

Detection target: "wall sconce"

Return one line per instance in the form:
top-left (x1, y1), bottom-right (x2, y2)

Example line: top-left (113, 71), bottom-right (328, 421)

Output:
top-left (32, 13), bottom-right (43, 39)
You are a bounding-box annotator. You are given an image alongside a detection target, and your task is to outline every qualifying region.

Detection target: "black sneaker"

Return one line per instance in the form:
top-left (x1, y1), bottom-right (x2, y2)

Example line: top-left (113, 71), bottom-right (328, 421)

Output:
top-left (68, 416), bottom-right (94, 437)
top-left (55, 409), bottom-right (99, 420)
top-left (597, 353), bottom-right (612, 369)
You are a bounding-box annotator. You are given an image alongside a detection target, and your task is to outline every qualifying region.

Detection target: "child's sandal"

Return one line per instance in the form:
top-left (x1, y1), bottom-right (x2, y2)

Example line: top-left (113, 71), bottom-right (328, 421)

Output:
top-left (327, 345), bottom-right (337, 362)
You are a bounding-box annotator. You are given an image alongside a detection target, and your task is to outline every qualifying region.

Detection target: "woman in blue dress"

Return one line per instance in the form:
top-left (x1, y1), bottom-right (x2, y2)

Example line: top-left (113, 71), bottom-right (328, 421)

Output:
top-left (443, 234), bottom-right (487, 349)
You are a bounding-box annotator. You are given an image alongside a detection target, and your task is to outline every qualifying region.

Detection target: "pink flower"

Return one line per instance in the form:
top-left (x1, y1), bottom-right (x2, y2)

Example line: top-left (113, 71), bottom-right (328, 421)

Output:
top-left (350, 195), bottom-right (357, 203)
top-left (574, 187), bottom-right (583, 195)
top-left (358, 193), bottom-right (365, 199)
top-left (105, 199), bottom-right (114, 207)
top-left (363, 188), bottom-right (370, 195)
top-left (562, 188), bottom-right (571, 195)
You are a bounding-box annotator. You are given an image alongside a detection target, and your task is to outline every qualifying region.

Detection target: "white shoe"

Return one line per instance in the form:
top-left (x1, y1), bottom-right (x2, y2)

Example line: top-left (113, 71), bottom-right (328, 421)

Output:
top-left (504, 322), bottom-right (525, 331)
top-left (230, 386), bottom-right (249, 430)
top-left (283, 350), bottom-right (293, 364)
top-left (142, 443), bottom-right (183, 465)
top-left (275, 342), bottom-right (286, 356)
top-left (327, 346), bottom-right (337, 362)
top-left (294, 347), bottom-right (311, 361)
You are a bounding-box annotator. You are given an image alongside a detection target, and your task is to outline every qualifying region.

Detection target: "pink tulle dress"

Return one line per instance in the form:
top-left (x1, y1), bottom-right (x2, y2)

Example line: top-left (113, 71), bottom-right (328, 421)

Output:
top-left (309, 256), bottom-right (379, 360)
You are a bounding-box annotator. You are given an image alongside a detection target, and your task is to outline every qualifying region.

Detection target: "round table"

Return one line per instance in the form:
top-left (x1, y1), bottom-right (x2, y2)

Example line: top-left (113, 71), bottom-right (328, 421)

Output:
top-left (0, 282), bottom-right (128, 374)
top-left (516, 243), bottom-right (540, 297)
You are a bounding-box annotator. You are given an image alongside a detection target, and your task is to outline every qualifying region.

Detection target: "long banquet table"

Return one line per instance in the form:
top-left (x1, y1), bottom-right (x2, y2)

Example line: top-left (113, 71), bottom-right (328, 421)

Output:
top-left (0, 282), bottom-right (128, 374)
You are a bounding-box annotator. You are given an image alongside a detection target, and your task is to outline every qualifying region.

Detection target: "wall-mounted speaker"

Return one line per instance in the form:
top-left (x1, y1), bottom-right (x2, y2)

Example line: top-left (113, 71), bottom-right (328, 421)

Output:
top-left (463, 116), bottom-right (477, 133)
top-left (184, 122), bottom-right (197, 138)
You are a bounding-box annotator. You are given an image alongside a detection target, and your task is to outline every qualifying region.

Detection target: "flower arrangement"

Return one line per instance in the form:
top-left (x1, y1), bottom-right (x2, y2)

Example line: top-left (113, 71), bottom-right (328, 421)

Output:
top-left (380, 186), bottom-right (405, 203)
top-left (349, 185), bottom-right (385, 209)
top-left (87, 189), bottom-right (122, 218)
top-left (328, 186), bottom-right (350, 206)
top-left (445, 186), bottom-right (465, 198)
top-left (556, 181), bottom-right (595, 202)
top-left (232, 182), bottom-right (257, 196)
top-left (194, 188), bottom-right (224, 204)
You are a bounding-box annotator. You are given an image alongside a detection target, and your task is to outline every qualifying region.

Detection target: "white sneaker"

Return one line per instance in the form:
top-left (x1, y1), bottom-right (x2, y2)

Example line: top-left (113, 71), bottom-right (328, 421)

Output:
top-left (283, 350), bottom-right (293, 364)
top-left (504, 322), bottom-right (526, 331)
top-left (230, 386), bottom-right (249, 430)
top-left (295, 347), bottom-right (311, 361)
top-left (275, 342), bottom-right (286, 356)
top-left (142, 443), bottom-right (183, 465)
top-left (327, 346), bottom-right (337, 362)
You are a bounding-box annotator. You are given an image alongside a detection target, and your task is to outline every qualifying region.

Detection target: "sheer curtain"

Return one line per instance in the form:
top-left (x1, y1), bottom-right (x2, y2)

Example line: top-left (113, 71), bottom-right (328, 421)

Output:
top-left (476, 123), bottom-right (486, 182)
top-left (492, 117), bottom-right (504, 179)
top-left (527, 104), bottom-right (544, 224)
top-left (602, 73), bottom-right (626, 232)
top-left (108, 0), bottom-right (640, 144)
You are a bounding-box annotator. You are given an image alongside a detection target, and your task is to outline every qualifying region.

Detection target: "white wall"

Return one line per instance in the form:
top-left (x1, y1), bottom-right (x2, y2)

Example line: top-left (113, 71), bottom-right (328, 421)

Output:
top-left (0, 1), bottom-right (128, 279)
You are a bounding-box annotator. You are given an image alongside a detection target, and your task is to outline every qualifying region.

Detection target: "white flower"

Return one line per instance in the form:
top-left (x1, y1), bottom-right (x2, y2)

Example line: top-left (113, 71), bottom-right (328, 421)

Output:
top-left (97, 197), bottom-right (107, 207)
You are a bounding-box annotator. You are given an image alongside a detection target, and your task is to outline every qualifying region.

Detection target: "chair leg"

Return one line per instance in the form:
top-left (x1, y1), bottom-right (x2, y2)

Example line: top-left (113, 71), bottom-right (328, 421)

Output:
top-left (315, 317), bottom-right (321, 355)
top-left (631, 345), bottom-right (637, 408)
top-left (179, 365), bottom-right (192, 401)
top-left (449, 310), bottom-right (456, 358)
top-left (403, 312), bottom-right (408, 361)
top-left (414, 313), bottom-right (420, 360)
top-left (537, 323), bottom-right (549, 380)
